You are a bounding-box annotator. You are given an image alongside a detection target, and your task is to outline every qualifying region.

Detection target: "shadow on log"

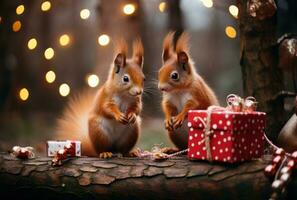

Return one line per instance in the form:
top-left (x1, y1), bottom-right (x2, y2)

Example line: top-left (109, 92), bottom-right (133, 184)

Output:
top-left (1, 153), bottom-right (297, 200)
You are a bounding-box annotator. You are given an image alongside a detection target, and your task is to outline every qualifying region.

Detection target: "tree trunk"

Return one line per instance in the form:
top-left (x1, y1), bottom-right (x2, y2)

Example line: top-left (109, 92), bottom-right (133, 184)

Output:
top-left (237, 0), bottom-right (284, 142)
top-left (0, 0), bottom-right (13, 112)
top-left (1, 153), bottom-right (297, 200)
top-left (167, 0), bottom-right (184, 44)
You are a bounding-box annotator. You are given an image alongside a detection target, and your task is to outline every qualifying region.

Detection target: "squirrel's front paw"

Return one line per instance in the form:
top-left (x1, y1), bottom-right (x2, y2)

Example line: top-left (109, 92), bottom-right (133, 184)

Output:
top-left (172, 115), bottom-right (184, 129)
top-left (115, 112), bottom-right (128, 124)
top-left (127, 148), bottom-right (141, 157)
top-left (164, 118), bottom-right (173, 131)
top-left (99, 152), bottom-right (113, 159)
top-left (127, 112), bottom-right (137, 124)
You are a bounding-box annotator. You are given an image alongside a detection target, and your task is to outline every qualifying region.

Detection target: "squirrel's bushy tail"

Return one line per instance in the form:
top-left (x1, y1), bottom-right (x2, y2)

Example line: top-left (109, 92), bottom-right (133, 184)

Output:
top-left (56, 90), bottom-right (97, 156)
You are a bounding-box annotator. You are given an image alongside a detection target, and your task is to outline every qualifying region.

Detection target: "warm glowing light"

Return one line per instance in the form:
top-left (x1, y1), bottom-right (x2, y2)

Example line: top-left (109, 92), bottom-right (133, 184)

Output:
top-left (19, 88), bottom-right (29, 101)
top-left (202, 0), bottom-right (213, 8)
top-left (159, 2), bottom-right (166, 12)
top-left (16, 5), bottom-right (25, 15)
top-left (123, 4), bottom-right (136, 15)
top-left (41, 1), bottom-right (51, 12)
top-left (12, 20), bottom-right (21, 32)
top-left (45, 70), bottom-right (56, 83)
top-left (44, 48), bottom-right (54, 60)
top-left (98, 34), bottom-right (110, 46)
top-left (80, 9), bottom-right (90, 19)
top-left (59, 34), bottom-right (70, 46)
top-left (225, 26), bottom-right (237, 39)
top-left (87, 74), bottom-right (99, 88)
top-left (27, 38), bottom-right (37, 50)
top-left (59, 83), bottom-right (70, 97)
top-left (229, 5), bottom-right (239, 18)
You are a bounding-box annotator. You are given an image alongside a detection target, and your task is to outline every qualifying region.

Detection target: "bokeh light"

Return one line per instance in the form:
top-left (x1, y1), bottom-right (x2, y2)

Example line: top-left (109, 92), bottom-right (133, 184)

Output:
top-left (19, 88), bottom-right (29, 101)
top-left (202, 0), bottom-right (213, 8)
top-left (225, 26), bottom-right (237, 39)
top-left (16, 5), bottom-right (25, 15)
top-left (44, 48), bottom-right (55, 60)
top-left (59, 83), bottom-right (70, 97)
top-left (45, 70), bottom-right (56, 83)
top-left (123, 4), bottom-right (136, 15)
top-left (87, 74), bottom-right (99, 88)
top-left (229, 5), bottom-right (239, 18)
top-left (159, 2), bottom-right (166, 13)
top-left (59, 34), bottom-right (70, 46)
top-left (98, 34), bottom-right (110, 46)
top-left (41, 1), bottom-right (51, 12)
top-left (80, 9), bottom-right (90, 19)
top-left (12, 20), bottom-right (21, 32)
top-left (27, 38), bottom-right (37, 50)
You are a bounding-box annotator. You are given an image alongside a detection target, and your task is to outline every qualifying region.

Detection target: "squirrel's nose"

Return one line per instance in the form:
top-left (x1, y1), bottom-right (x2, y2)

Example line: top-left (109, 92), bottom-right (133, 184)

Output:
top-left (158, 83), bottom-right (167, 91)
top-left (136, 90), bottom-right (142, 95)
top-left (132, 88), bottom-right (143, 96)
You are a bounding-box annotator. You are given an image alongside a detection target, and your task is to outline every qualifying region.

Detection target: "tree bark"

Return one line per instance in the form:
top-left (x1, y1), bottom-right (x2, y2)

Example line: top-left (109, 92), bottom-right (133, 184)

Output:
top-left (237, 0), bottom-right (284, 142)
top-left (1, 153), bottom-right (297, 200)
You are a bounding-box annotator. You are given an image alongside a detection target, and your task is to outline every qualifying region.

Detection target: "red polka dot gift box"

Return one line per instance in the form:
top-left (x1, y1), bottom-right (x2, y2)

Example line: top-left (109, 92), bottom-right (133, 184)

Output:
top-left (187, 108), bottom-right (266, 163)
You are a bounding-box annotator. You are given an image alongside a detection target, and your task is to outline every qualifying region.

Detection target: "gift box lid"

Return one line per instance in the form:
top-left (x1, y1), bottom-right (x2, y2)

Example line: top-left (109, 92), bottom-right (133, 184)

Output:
top-left (188, 110), bottom-right (266, 131)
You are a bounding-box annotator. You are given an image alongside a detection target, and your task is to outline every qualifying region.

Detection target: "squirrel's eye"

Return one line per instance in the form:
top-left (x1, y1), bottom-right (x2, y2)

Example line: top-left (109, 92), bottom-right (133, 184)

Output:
top-left (170, 71), bottom-right (179, 81)
top-left (123, 75), bottom-right (130, 83)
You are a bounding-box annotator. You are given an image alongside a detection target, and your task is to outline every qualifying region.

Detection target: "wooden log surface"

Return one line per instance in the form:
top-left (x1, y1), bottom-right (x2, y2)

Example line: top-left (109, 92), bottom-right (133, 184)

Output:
top-left (0, 152), bottom-right (297, 200)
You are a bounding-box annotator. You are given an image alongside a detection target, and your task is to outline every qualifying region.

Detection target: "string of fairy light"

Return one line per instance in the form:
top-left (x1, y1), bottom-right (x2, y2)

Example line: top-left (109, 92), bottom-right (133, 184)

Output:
top-left (10, 0), bottom-right (238, 102)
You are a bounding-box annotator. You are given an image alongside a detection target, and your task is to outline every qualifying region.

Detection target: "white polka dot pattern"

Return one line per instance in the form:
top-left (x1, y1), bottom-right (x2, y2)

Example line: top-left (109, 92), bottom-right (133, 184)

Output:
top-left (187, 109), bottom-right (266, 163)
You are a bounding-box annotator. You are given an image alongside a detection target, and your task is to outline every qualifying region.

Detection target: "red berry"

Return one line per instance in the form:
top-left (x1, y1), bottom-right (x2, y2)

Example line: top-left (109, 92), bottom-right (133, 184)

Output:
top-left (17, 150), bottom-right (29, 159)
top-left (280, 173), bottom-right (291, 183)
top-left (272, 155), bottom-right (283, 166)
top-left (274, 148), bottom-right (285, 156)
top-left (292, 151), bottom-right (297, 160)
top-left (287, 159), bottom-right (295, 168)
top-left (280, 166), bottom-right (292, 174)
top-left (264, 164), bottom-right (276, 177)
top-left (271, 180), bottom-right (284, 191)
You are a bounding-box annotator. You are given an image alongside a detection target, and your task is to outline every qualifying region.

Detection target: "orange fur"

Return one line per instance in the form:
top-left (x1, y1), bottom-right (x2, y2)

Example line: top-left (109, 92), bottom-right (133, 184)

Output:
top-left (56, 91), bottom-right (97, 156)
top-left (56, 39), bottom-right (144, 157)
top-left (175, 32), bottom-right (190, 54)
top-left (114, 38), bottom-right (128, 56)
top-left (162, 31), bottom-right (175, 62)
top-left (132, 38), bottom-right (144, 67)
top-left (159, 32), bottom-right (219, 150)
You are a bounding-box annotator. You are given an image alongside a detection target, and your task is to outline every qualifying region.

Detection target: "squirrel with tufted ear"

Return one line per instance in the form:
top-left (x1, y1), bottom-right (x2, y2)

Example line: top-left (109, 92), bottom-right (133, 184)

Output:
top-left (158, 32), bottom-right (219, 151)
top-left (56, 38), bottom-right (145, 158)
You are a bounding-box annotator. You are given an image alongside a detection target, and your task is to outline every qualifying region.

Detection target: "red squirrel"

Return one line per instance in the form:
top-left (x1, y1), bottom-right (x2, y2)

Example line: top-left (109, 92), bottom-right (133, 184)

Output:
top-left (158, 32), bottom-right (219, 151)
top-left (56, 39), bottom-right (145, 158)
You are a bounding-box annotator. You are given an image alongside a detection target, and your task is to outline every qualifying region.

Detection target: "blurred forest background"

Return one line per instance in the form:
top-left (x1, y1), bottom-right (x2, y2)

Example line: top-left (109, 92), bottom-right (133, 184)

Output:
top-left (0, 0), bottom-right (296, 154)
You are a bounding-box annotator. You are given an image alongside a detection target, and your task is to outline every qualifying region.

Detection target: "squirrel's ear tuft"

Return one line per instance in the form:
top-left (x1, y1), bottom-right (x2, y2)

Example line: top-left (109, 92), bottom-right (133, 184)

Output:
top-left (162, 31), bottom-right (174, 63)
top-left (132, 38), bottom-right (144, 68)
top-left (113, 38), bottom-right (127, 73)
top-left (176, 32), bottom-right (191, 72)
top-left (114, 53), bottom-right (126, 73)
top-left (176, 32), bottom-right (190, 55)
top-left (175, 32), bottom-right (189, 54)
top-left (177, 51), bottom-right (189, 71)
